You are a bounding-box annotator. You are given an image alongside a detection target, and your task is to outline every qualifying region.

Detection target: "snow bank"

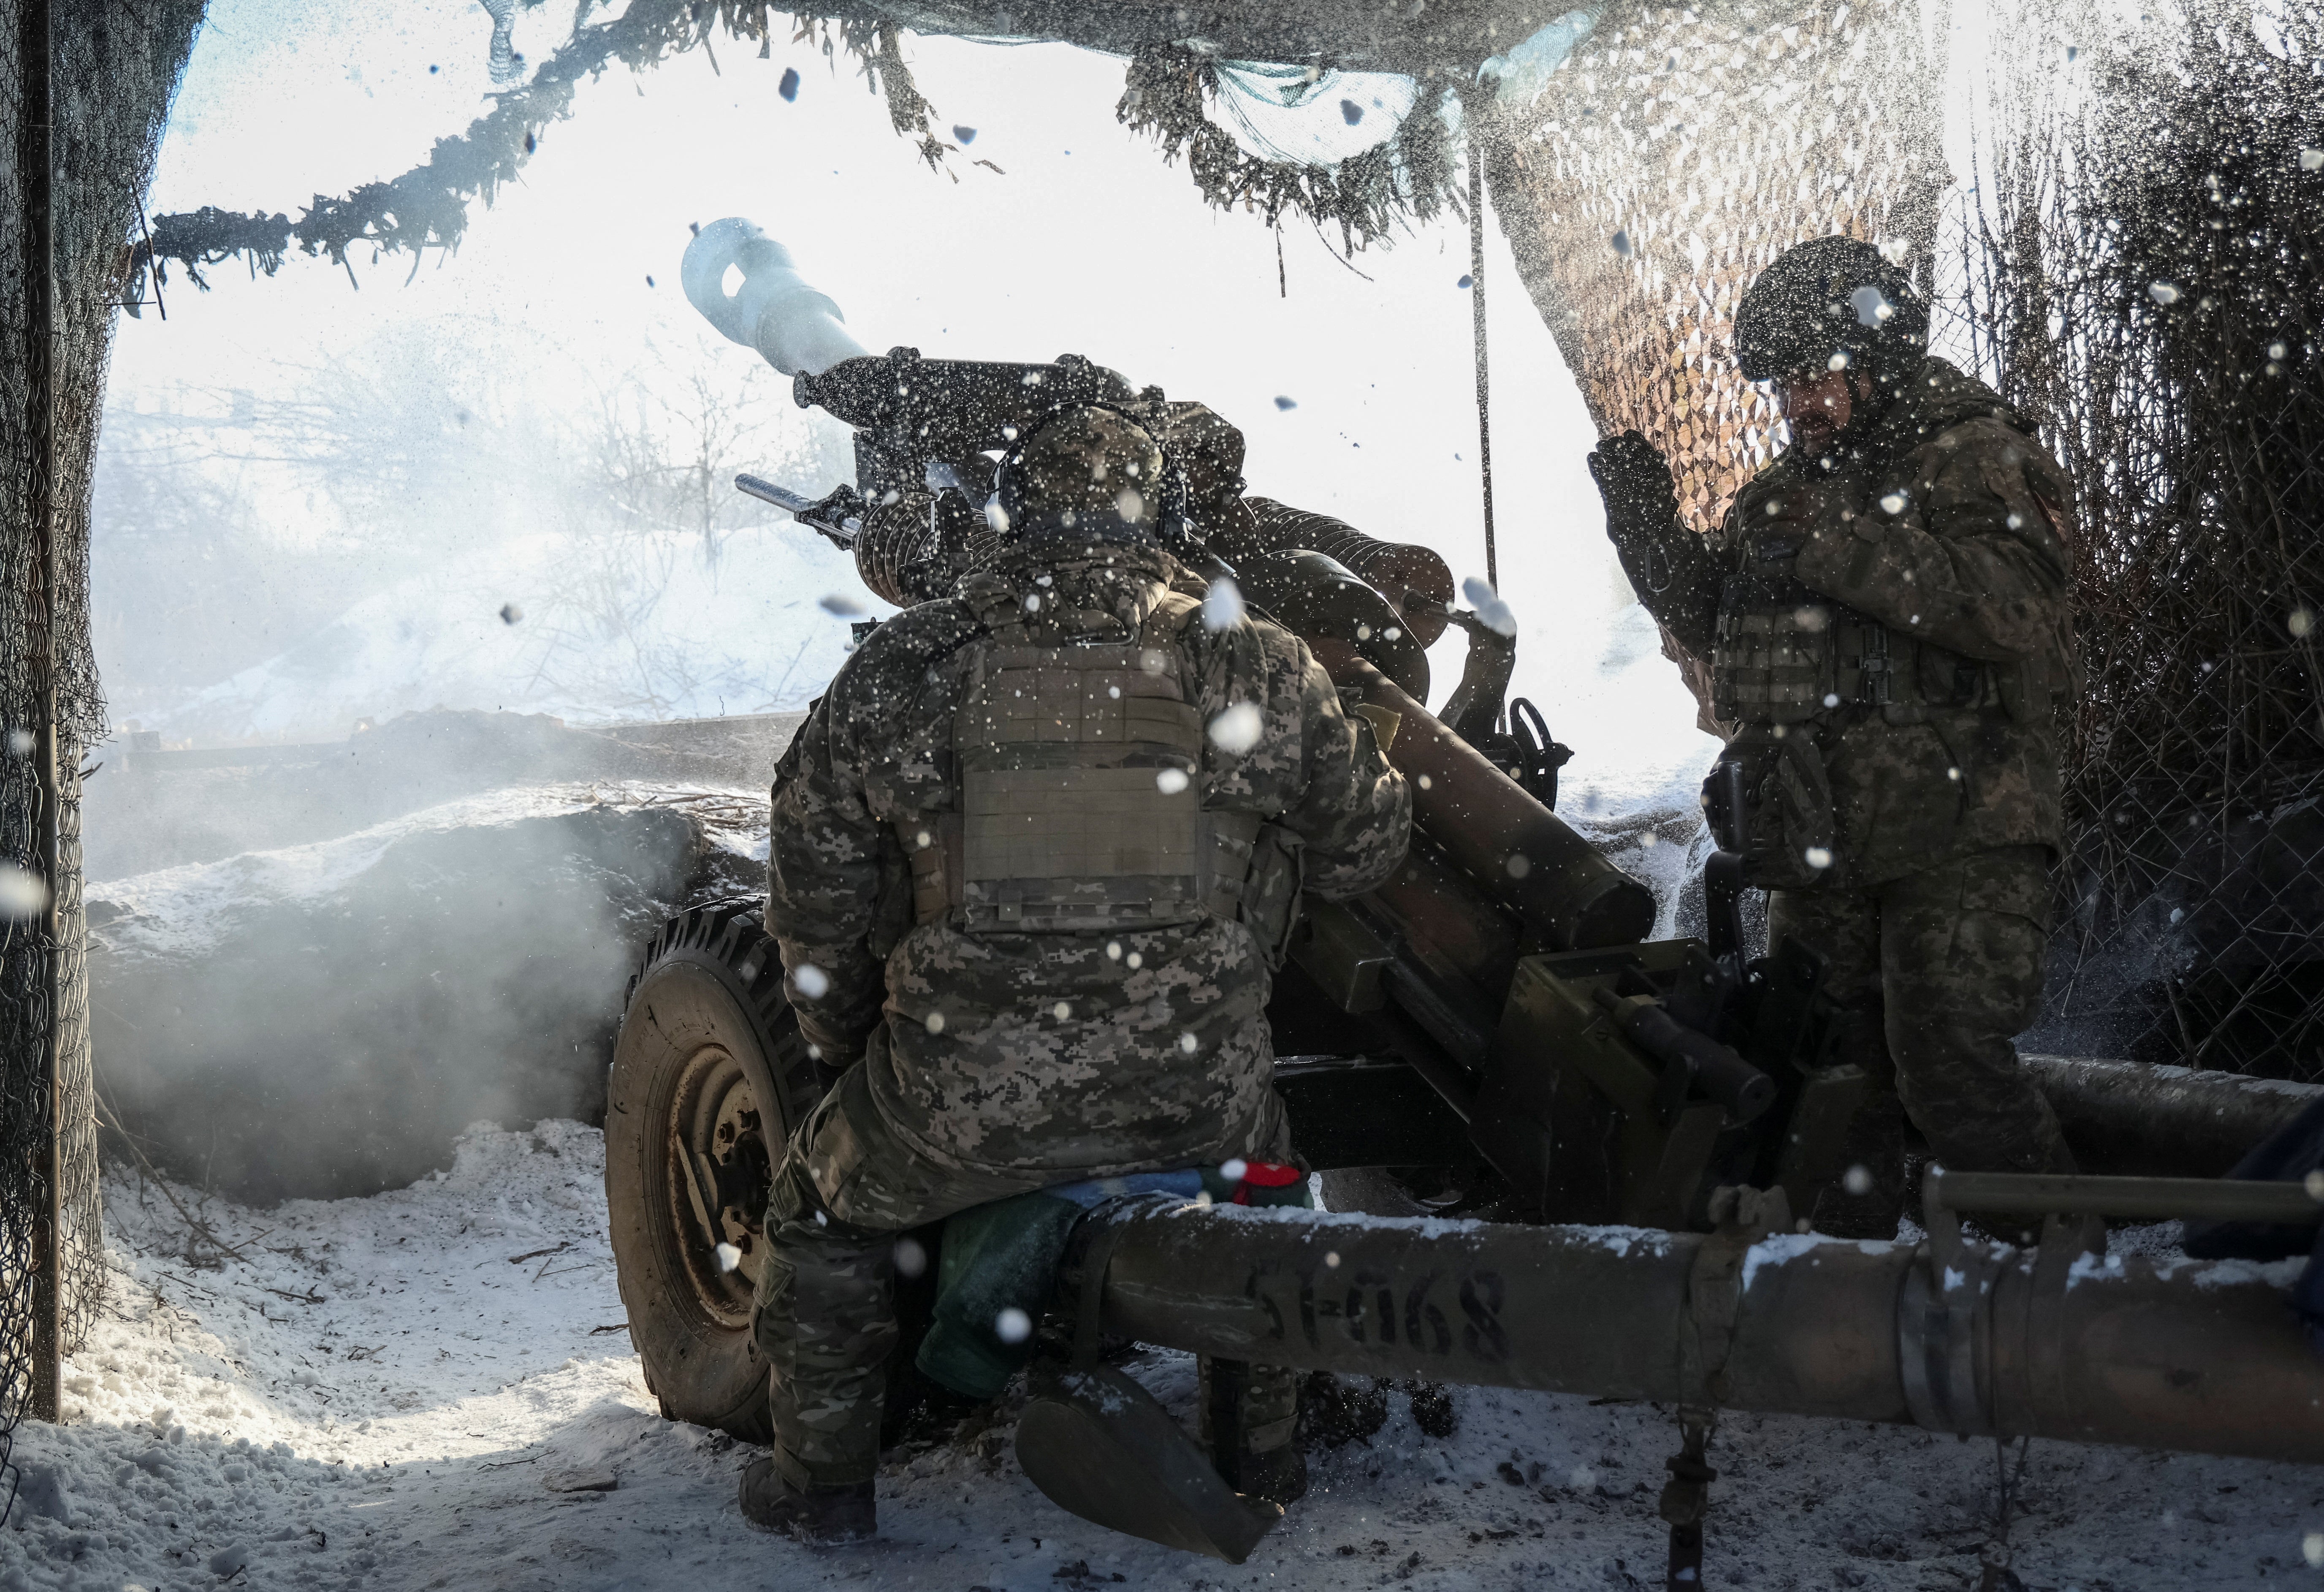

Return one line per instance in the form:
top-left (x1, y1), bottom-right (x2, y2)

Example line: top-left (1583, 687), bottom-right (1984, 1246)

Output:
top-left (8, 1130), bottom-right (2319, 1590)
top-left (141, 524), bottom-right (868, 746)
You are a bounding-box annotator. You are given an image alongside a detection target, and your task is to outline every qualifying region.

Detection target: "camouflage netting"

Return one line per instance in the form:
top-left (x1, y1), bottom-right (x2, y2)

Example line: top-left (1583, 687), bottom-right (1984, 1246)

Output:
top-left (136, 5), bottom-right (954, 292)
top-left (1116, 44), bottom-right (1465, 254)
top-left (1485, 0), bottom-right (1947, 547)
top-left (0, 0), bottom-right (204, 1508)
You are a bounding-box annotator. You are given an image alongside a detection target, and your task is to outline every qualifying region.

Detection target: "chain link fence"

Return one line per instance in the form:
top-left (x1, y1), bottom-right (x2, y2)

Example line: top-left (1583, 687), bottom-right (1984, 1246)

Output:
top-left (0, 0), bottom-right (199, 1511)
top-left (1953, 0), bottom-right (2324, 1080)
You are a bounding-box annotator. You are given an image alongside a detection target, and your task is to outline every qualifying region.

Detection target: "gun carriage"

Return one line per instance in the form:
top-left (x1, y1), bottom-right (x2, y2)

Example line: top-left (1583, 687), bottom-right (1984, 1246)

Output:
top-left (601, 221), bottom-right (2324, 1561)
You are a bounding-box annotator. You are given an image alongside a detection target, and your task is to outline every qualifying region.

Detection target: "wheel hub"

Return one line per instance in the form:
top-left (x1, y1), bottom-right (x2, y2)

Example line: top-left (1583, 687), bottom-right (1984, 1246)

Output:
top-left (668, 1043), bottom-right (773, 1325)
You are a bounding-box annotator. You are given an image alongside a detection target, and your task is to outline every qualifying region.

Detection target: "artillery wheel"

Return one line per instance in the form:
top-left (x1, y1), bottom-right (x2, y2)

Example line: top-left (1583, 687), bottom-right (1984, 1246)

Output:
top-left (605, 900), bottom-right (827, 1442)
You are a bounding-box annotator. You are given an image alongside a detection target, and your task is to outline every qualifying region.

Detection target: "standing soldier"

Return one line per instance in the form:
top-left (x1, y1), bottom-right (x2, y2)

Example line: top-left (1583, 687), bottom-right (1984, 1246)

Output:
top-left (1587, 236), bottom-right (2081, 1237)
top-left (745, 405), bottom-right (1411, 1541)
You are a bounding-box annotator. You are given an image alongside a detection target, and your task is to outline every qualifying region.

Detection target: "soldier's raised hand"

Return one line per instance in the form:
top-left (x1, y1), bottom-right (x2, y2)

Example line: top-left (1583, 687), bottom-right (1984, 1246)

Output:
top-left (1586, 431), bottom-right (1680, 552)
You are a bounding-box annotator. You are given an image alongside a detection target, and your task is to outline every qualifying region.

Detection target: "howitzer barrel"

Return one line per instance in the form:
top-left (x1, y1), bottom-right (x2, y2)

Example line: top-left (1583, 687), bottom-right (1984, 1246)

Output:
top-left (1081, 1199), bottom-right (2324, 1465)
top-left (2026, 1054), bottom-right (2320, 1178)
top-left (1315, 644), bottom-right (1656, 951)
top-left (682, 219), bottom-right (870, 376)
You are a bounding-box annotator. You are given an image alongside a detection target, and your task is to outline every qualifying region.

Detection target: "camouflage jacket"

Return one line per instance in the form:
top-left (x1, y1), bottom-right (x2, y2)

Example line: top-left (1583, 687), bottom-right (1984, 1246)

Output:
top-left (767, 542), bottom-right (1410, 1179)
top-left (1638, 358), bottom-right (2077, 888)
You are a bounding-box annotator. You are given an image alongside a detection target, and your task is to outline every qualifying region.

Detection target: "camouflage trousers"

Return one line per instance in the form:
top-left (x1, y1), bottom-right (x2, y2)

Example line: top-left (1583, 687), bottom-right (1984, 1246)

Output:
top-left (1769, 844), bottom-right (2075, 1238)
top-left (754, 1059), bottom-right (1298, 1487)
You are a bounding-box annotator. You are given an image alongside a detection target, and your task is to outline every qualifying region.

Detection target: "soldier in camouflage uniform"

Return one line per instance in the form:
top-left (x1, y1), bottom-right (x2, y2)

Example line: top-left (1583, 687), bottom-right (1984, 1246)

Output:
top-left (1588, 236), bottom-right (2081, 1238)
top-left (743, 405), bottom-right (1411, 1542)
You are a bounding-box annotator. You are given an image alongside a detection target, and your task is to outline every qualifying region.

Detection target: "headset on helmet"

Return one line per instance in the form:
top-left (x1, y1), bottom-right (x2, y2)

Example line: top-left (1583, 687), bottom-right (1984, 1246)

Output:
top-left (1733, 236), bottom-right (1929, 386)
top-left (990, 404), bottom-right (1194, 550)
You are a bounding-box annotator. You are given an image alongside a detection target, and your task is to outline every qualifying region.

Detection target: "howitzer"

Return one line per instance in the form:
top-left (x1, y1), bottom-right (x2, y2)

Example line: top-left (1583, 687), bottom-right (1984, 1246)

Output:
top-left (603, 225), bottom-right (2324, 1568)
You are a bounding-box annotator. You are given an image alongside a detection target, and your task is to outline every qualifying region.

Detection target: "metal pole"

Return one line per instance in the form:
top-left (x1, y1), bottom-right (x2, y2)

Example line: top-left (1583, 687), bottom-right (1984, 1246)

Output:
top-left (1467, 137), bottom-right (1497, 595)
top-left (21, 0), bottom-right (61, 1424)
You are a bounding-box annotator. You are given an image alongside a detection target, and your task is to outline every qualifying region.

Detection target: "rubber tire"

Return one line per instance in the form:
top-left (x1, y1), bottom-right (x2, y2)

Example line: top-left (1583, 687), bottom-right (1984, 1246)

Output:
top-left (605, 899), bottom-right (827, 1443)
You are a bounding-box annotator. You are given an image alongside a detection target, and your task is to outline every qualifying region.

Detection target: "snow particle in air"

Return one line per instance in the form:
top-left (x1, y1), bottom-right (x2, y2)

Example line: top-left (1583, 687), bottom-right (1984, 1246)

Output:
top-left (953, 125), bottom-right (977, 143)
top-left (778, 67), bottom-right (801, 101)
top-left (1203, 577), bottom-right (1246, 632)
top-left (644, 275), bottom-right (655, 288)
top-left (714, 1242), bottom-right (742, 1273)
top-left (1125, 951), bottom-right (1142, 969)
top-left (1209, 702), bottom-right (1264, 754)
top-left (1610, 230), bottom-right (1632, 257)
top-left (1462, 576), bottom-right (1519, 637)
top-left (1323, 1250), bottom-right (1340, 1268)
top-left (1418, 774), bottom-right (1432, 791)
top-left (792, 963), bottom-right (830, 1000)
top-left (2302, 149), bottom-right (2324, 172)
top-left (994, 1307), bottom-right (1032, 1344)
top-left (1384, 626), bottom-right (1402, 641)
top-left (1457, 274), bottom-right (1473, 289)
top-left (1221, 1158), bottom-right (1248, 1182)
top-left (1340, 98), bottom-right (1364, 125)
top-left (1842, 1163), bottom-right (1873, 1196)
top-left (2148, 281), bottom-right (2181, 305)
top-left (7, 728), bottom-right (31, 755)
top-left (1274, 395), bottom-right (1298, 410)
top-left (819, 593), bottom-right (868, 616)
top-left (2291, 606), bottom-right (2315, 639)
top-left (1823, 692), bottom-right (1841, 708)
top-left (925, 1011), bottom-right (946, 1034)
top-left (1155, 767), bottom-right (1191, 795)
top-left (1879, 493), bottom-right (1906, 515)
top-left (1505, 852), bottom-right (1532, 879)
top-left (0, 863), bottom-right (49, 919)
top-left (1178, 1032), bottom-right (1200, 1054)
top-left (2305, 1532), bottom-right (2324, 1568)
top-left (1051, 1002), bottom-right (1071, 1021)
top-left (894, 1236), bottom-right (928, 1278)
top-left (1804, 846), bottom-right (1834, 870)
top-left (1106, 940), bottom-right (1123, 961)
top-left (499, 603), bottom-right (524, 625)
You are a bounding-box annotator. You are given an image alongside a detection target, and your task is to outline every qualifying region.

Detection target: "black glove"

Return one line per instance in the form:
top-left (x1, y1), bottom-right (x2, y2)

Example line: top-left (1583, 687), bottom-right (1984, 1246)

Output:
top-left (1586, 430), bottom-right (1681, 551)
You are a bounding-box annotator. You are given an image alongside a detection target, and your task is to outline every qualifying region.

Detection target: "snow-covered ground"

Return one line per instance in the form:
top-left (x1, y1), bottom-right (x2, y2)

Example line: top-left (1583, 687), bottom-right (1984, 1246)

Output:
top-left (9, 1123), bottom-right (2320, 1591)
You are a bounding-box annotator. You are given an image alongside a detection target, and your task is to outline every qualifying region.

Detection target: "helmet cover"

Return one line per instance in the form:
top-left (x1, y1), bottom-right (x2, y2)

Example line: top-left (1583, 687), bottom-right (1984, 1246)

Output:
top-left (1733, 236), bottom-right (1929, 384)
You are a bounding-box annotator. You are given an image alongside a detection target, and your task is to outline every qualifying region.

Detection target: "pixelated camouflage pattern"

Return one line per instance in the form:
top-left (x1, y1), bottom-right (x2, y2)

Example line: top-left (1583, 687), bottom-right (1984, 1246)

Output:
top-left (1631, 356), bottom-right (2077, 889)
top-left (754, 1062), bottom-right (1304, 1484)
top-left (768, 540), bottom-right (1409, 1185)
top-left (1773, 845), bottom-right (2075, 1236)
top-left (754, 1064), bottom-right (1074, 1485)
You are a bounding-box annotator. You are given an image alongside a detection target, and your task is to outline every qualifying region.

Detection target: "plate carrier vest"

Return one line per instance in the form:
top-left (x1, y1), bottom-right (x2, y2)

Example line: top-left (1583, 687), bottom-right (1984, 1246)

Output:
top-left (898, 595), bottom-right (1275, 937)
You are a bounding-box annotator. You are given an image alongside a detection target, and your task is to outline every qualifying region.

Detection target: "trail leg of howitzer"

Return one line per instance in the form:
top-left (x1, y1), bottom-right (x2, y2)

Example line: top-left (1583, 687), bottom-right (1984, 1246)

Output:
top-left (1077, 1198), bottom-right (2324, 1467)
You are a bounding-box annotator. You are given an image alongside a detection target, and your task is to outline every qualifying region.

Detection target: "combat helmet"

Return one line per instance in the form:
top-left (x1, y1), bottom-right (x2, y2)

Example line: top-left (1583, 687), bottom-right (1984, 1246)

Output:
top-left (1733, 236), bottom-right (1929, 387)
top-left (992, 405), bottom-right (1180, 551)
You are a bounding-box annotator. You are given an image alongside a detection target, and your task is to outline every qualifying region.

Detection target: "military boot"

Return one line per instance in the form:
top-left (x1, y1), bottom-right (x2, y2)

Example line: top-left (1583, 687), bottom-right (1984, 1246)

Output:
top-left (738, 1456), bottom-right (876, 1545)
